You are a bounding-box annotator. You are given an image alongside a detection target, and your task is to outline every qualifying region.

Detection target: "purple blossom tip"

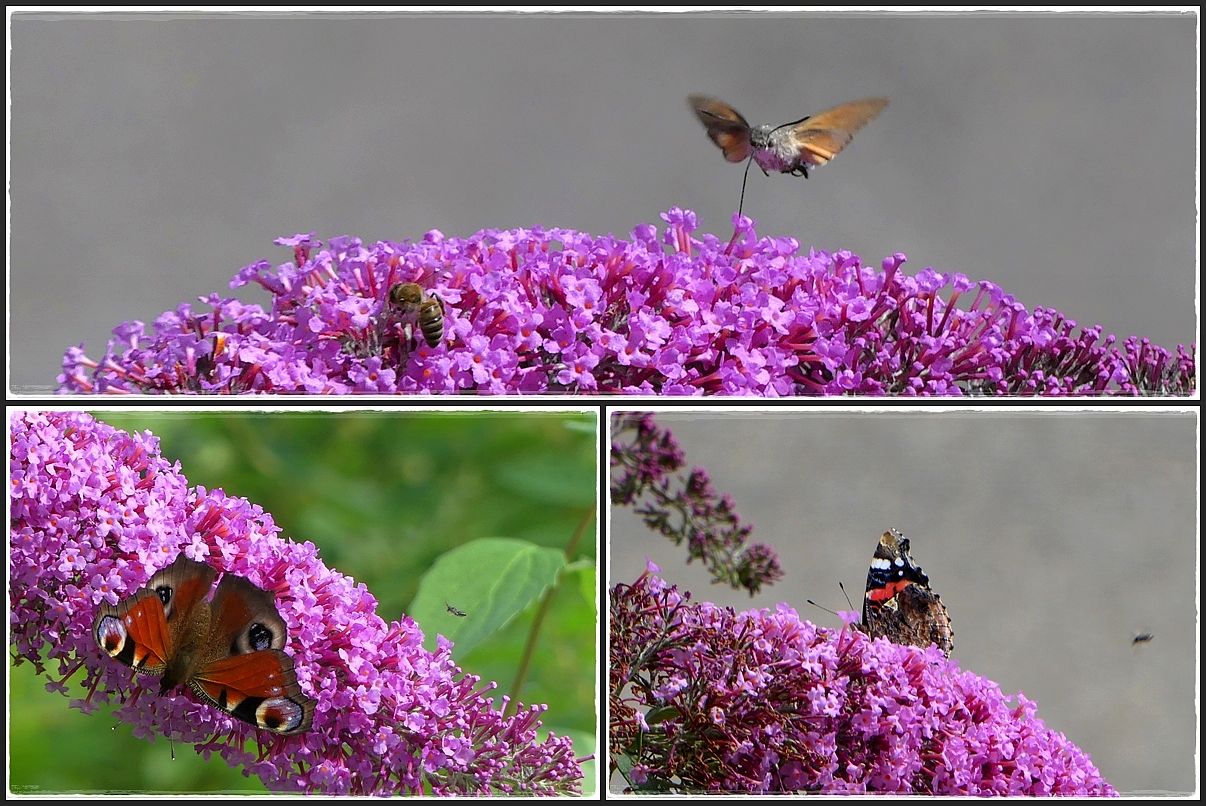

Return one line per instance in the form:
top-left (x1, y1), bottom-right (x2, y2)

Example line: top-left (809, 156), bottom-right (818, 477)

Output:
top-left (9, 411), bottom-right (584, 796)
top-left (56, 212), bottom-right (1194, 395)
top-left (609, 570), bottom-right (1117, 796)
top-left (611, 413), bottom-right (781, 595)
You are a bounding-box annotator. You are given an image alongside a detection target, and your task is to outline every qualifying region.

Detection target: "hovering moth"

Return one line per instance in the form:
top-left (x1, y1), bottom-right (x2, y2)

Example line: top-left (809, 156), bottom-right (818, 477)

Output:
top-left (688, 94), bottom-right (888, 215)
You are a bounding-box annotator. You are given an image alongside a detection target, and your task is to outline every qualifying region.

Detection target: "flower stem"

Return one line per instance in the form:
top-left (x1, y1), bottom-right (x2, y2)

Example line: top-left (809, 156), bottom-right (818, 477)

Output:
top-left (505, 508), bottom-right (593, 717)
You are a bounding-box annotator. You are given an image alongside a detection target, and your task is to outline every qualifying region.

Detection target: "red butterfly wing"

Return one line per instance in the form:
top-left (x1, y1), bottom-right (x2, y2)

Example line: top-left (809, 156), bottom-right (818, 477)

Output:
top-left (195, 650), bottom-right (300, 699)
top-left (93, 556), bottom-right (216, 675)
top-left (193, 651), bottom-right (314, 735)
top-left (207, 573), bottom-right (288, 652)
top-left (94, 589), bottom-right (172, 672)
top-left (196, 572), bottom-right (314, 734)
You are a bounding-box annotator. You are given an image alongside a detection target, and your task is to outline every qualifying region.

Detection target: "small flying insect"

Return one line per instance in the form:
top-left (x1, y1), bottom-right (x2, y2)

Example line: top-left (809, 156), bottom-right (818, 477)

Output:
top-left (445, 602), bottom-right (468, 618)
top-left (1132, 632), bottom-right (1154, 645)
top-left (688, 94), bottom-right (888, 217)
top-left (388, 282), bottom-right (446, 348)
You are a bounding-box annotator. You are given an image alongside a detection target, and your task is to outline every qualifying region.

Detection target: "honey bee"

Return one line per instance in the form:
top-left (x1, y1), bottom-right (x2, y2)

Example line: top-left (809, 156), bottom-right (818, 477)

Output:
top-left (388, 282), bottom-right (446, 348)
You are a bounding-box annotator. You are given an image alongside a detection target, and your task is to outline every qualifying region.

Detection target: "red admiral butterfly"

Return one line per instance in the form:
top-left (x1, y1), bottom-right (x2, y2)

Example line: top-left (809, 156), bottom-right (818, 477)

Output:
top-left (859, 529), bottom-right (954, 657)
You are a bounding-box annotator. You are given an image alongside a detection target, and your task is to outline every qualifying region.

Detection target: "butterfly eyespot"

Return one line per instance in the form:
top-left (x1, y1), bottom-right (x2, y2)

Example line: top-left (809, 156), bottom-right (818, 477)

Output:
top-left (155, 584), bottom-right (173, 606)
top-left (247, 622), bottom-right (275, 651)
top-left (95, 615), bottom-right (127, 656)
top-left (256, 696), bottom-right (307, 734)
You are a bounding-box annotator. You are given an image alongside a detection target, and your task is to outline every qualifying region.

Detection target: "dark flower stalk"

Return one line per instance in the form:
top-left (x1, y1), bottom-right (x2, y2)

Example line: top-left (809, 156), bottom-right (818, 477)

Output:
top-left (57, 211), bottom-right (1194, 395)
top-left (610, 412), bottom-right (782, 595)
top-left (9, 411), bottom-right (584, 796)
top-left (609, 566), bottom-right (1117, 796)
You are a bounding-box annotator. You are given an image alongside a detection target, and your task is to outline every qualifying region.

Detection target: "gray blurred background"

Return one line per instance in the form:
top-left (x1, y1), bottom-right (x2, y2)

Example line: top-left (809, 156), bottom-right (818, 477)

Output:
top-left (609, 411), bottom-right (1197, 796)
top-left (8, 11), bottom-right (1198, 392)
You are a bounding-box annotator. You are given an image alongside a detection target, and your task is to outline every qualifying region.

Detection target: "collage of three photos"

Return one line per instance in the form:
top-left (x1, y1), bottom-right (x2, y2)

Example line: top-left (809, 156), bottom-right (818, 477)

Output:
top-left (7, 9), bottom-right (1198, 801)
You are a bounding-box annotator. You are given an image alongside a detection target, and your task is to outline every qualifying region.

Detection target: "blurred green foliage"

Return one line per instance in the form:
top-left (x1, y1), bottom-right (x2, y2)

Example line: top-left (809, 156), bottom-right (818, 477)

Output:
top-left (411, 537), bottom-right (571, 655)
top-left (9, 410), bottom-right (598, 794)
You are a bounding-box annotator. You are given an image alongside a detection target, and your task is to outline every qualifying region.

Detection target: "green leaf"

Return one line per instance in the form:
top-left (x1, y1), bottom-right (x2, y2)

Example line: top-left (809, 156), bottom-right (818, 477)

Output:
top-left (494, 454), bottom-right (595, 509)
top-left (645, 705), bottom-right (681, 724)
top-left (565, 559), bottom-right (596, 609)
top-left (412, 537), bottom-right (566, 655)
top-left (563, 418), bottom-right (597, 436)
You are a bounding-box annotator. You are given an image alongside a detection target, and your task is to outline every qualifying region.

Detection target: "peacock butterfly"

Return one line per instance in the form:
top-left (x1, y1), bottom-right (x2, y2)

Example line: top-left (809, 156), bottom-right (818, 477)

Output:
top-left (93, 555), bottom-right (315, 735)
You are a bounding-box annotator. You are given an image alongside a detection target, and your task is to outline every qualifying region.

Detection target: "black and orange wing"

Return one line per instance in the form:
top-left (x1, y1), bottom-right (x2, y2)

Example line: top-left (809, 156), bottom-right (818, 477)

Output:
top-left (192, 650), bottom-right (314, 735)
top-left (860, 529), bottom-right (953, 657)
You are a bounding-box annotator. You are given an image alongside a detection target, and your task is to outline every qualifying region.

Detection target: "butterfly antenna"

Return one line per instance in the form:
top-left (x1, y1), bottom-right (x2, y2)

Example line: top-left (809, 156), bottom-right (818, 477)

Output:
top-left (806, 598), bottom-right (840, 618)
top-left (838, 581), bottom-right (856, 611)
top-left (737, 155), bottom-right (754, 219)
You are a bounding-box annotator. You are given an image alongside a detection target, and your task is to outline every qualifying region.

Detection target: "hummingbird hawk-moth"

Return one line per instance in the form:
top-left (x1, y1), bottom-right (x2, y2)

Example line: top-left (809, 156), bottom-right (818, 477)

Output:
top-left (688, 94), bottom-right (888, 216)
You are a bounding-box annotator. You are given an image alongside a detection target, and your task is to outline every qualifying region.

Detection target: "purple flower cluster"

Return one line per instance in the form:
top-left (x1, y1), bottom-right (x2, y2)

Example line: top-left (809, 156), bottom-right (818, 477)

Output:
top-left (609, 566), bottom-right (1117, 796)
top-left (9, 411), bottom-right (583, 795)
top-left (57, 211), bottom-right (1195, 395)
top-left (611, 412), bottom-right (782, 595)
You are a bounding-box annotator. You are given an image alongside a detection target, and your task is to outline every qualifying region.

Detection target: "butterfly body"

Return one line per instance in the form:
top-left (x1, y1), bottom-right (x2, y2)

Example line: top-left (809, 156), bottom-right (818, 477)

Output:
top-left (93, 555), bottom-right (314, 735)
top-left (860, 529), bottom-right (954, 657)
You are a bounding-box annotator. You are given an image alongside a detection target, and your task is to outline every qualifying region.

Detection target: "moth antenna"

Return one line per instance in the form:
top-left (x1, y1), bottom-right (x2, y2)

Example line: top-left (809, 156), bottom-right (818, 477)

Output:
top-left (768, 120), bottom-right (797, 136)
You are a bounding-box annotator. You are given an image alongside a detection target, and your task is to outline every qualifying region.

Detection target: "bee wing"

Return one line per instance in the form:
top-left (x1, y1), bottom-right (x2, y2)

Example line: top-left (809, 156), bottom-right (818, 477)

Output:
top-left (781, 97), bottom-right (888, 167)
top-left (687, 94), bottom-right (753, 163)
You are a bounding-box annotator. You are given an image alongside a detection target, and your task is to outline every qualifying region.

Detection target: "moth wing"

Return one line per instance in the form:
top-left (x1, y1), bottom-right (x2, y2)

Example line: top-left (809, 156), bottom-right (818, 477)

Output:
top-left (785, 97), bottom-right (888, 167)
top-left (688, 94), bottom-right (753, 163)
top-left (192, 650), bottom-right (315, 735)
top-left (93, 556), bottom-right (216, 673)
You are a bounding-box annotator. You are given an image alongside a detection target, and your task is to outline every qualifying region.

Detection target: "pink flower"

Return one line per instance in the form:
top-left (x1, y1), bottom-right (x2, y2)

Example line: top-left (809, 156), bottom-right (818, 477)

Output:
top-left (609, 568), bottom-right (1116, 796)
top-left (57, 213), bottom-right (1195, 396)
